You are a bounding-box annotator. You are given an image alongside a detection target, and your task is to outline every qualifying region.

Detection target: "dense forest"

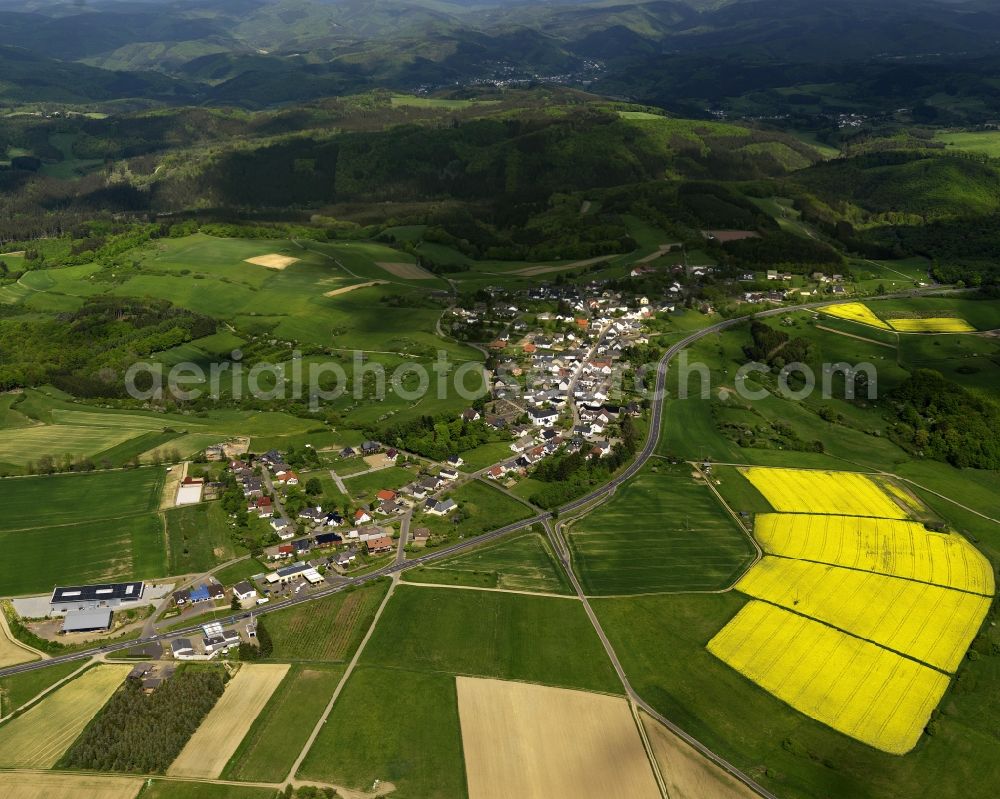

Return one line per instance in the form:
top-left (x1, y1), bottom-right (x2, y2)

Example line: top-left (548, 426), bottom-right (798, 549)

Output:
top-left (60, 666), bottom-right (227, 773)
top-left (0, 295), bottom-right (216, 394)
top-left (888, 369), bottom-right (1000, 470)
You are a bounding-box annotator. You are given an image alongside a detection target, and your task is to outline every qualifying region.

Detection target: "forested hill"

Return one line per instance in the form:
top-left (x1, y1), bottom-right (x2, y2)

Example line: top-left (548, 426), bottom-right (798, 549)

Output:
top-left (0, 95), bottom-right (824, 234)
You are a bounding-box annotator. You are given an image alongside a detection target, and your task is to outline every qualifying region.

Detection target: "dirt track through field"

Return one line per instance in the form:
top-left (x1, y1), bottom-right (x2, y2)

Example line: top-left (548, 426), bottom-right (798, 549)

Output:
top-left (324, 280), bottom-right (388, 297)
top-left (0, 772), bottom-right (142, 799)
top-left (168, 663), bottom-right (289, 779)
top-left (375, 261), bottom-right (435, 279)
top-left (456, 676), bottom-right (661, 799)
top-left (513, 255), bottom-right (614, 276)
top-left (640, 711), bottom-right (758, 799)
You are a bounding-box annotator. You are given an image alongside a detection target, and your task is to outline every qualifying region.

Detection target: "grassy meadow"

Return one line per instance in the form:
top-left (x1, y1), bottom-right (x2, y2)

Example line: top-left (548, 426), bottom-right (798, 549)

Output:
top-left (297, 666), bottom-right (466, 799)
top-left (222, 663), bottom-right (345, 782)
top-left (261, 580), bottom-right (391, 662)
top-left (0, 469), bottom-right (168, 593)
top-left (360, 585), bottom-right (620, 693)
top-left (403, 530), bottom-right (572, 594)
top-left (568, 463), bottom-right (755, 595)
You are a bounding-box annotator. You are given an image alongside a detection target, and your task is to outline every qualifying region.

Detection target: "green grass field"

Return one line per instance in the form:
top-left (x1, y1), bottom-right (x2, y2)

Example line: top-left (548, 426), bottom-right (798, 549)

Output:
top-left (0, 469), bottom-right (167, 593)
top-left (403, 530), bottom-right (572, 594)
top-left (222, 663), bottom-right (344, 782)
top-left (360, 585), bottom-right (620, 693)
top-left (0, 659), bottom-right (82, 716)
top-left (262, 580), bottom-right (390, 662)
top-left (594, 591), bottom-right (1000, 799)
top-left (417, 479), bottom-right (534, 541)
top-left (342, 465), bottom-right (418, 499)
top-left (137, 781), bottom-right (277, 799)
top-left (1, 513), bottom-right (166, 595)
top-left (164, 502), bottom-right (245, 575)
top-left (935, 130), bottom-right (1000, 158)
top-left (455, 441), bottom-right (515, 471)
top-left (211, 558), bottom-right (268, 586)
top-left (297, 666), bottom-right (466, 799)
top-left (568, 464), bottom-right (755, 595)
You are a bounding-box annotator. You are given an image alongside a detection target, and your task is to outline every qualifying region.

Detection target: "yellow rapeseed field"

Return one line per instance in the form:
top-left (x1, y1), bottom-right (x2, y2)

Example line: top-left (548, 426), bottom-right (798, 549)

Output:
top-left (742, 468), bottom-right (909, 519)
top-left (823, 303), bottom-right (892, 329)
top-left (887, 317), bottom-right (976, 333)
top-left (754, 514), bottom-right (995, 596)
top-left (736, 557), bottom-right (991, 672)
top-left (708, 601), bottom-right (949, 754)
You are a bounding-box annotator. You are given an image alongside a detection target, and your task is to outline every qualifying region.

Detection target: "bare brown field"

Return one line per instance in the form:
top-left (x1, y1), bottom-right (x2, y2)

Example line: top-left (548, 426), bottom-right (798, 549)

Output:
top-left (640, 711), bottom-right (757, 799)
top-left (167, 663), bottom-right (289, 779)
top-left (362, 453), bottom-right (395, 469)
top-left (701, 230), bottom-right (759, 242)
top-left (0, 613), bottom-right (39, 668)
top-left (324, 280), bottom-right (388, 297)
top-left (514, 255), bottom-right (613, 276)
top-left (159, 462), bottom-right (185, 510)
top-left (0, 772), bottom-right (142, 799)
top-left (456, 676), bottom-right (661, 799)
top-left (375, 261), bottom-right (435, 279)
top-left (245, 253), bottom-right (300, 270)
top-left (0, 665), bottom-right (130, 768)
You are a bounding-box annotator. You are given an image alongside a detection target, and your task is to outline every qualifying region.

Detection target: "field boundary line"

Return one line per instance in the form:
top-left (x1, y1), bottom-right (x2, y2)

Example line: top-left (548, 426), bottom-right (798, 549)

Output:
top-left (397, 580), bottom-right (577, 600)
top-left (814, 324), bottom-right (896, 347)
top-left (896, 477), bottom-right (1000, 526)
top-left (747, 597), bottom-right (954, 676)
top-left (630, 698), bottom-right (669, 799)
top-left (763, 552), bottom-right (995, 598)
top-left (1, 658), bottom-right (92, 722)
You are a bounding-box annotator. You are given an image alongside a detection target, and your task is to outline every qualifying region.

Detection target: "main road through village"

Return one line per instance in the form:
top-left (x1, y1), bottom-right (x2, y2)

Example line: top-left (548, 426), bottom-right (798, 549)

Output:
top-left (0, 289), bottom-right (955, 798)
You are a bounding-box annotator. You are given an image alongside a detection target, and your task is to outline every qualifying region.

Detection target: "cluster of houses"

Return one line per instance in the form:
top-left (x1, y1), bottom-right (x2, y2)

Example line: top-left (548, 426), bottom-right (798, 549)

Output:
top-left (172, 579), bottom-right (224, 607)
top-left (171, 621), bottom-right (246, 661)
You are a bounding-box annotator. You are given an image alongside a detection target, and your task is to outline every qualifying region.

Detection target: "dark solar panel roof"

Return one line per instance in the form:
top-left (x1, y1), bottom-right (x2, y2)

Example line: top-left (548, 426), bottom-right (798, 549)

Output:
top-left (51, 581), bottom-right (144, 604)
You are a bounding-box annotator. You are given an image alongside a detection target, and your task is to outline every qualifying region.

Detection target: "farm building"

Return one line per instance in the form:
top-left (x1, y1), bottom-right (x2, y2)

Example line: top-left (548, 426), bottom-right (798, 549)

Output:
top-left (61, 609), bottom-right (113, 633)
top-left (50, 582), bottom-right (144, 614)
top-left (175, 476), bottom-right (205, 506)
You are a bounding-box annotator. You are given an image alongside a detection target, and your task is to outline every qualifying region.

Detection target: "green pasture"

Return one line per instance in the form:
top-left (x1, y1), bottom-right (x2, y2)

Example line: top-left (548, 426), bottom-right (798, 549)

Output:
top-left (417, 479), bottom-right (534, 541)
top-left (935, 129), bottom-right (1000, 158)
top-left (222, 663), bottom-right (345, 782)
top-left (0, 659), bottom-right (82, 716)
top-left (0, 512), bottom-right (165, 595)
top-left (342, 465), bottom-right (418, 500)
top-left (456, 440), bottom-right (515, 471)
top-left (297, 666), bottom-right (466, 799)
top-left (0, 468), bottom-right (163, 531)
top-left (403, 531), bottom-right (572, 594)
top-left (360, 585), bottom-right (620, 693)
top-left (164, 502), bottom-right (245, 574)
top-left (262, 580), bottom-right (391, 662)
top-left (137, 781), bottom-right (277, 799)
top-left (568, 464), bottom-right (755, 594)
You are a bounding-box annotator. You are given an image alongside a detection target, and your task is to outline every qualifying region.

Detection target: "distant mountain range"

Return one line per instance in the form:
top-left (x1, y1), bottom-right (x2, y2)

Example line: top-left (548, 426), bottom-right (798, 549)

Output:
top-left (1, 0), bottom-right (1000, 118)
